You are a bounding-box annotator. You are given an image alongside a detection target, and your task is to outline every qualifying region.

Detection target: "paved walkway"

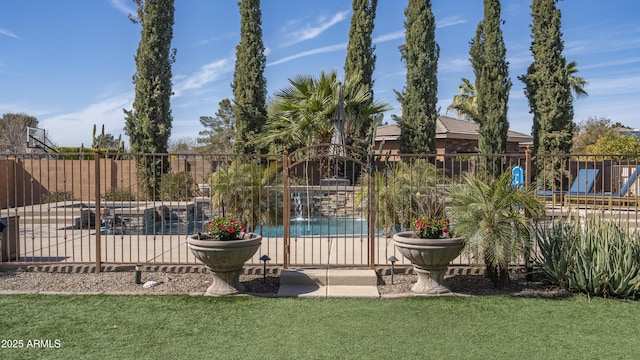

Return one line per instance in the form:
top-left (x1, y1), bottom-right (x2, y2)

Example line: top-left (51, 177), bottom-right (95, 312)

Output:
top-left (276, 269), bottom-right (380, 298)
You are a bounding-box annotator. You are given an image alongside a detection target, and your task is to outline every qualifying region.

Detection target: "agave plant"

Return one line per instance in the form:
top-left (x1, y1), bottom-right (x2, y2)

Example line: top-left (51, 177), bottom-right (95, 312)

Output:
top-left (536, 214), bottom-right (640, 298)
top-left (448, 171), bottom-right (545, 288)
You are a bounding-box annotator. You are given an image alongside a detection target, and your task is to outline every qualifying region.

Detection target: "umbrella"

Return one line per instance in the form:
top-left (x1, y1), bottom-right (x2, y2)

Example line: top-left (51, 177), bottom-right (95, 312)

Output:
top-left (331, 82), bottom-right (346, 157)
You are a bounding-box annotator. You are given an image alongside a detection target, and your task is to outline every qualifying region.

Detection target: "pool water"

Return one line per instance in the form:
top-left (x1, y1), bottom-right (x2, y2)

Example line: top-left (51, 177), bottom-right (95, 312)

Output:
top-left (256, 217), bottom-right (368, 237)
top-left (101, 220), bottom-right (206, 236)
top-left (101, 217), bottom-right (368, 237)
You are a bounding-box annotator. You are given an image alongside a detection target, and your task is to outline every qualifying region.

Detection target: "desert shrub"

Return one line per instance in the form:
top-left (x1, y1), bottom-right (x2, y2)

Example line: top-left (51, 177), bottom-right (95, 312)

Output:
top-left (102, 187), bottom-right (137, 202)
top-left (536, 215), bottom-right (640, 298)
top-left (42, 191), bottom-right (77, 203)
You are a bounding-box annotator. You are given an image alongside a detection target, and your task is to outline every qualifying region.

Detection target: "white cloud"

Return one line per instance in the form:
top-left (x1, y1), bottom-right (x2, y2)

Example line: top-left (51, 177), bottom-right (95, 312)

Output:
top-left (439, 57), bottom-right (470, 73)
top-left (371, 16), bottom-right (465, 45)
top-left (583, 75), bottom-right (640, 96)
top-left (38, 57), bottom-right (233, 146)
top-left (0, 28), bottom-right (22, 40)
top-left (172, 58), bottom-right (233, 97)
top-left (582, 57), bottom-right (640, 71)
top-left (373, 30), bottom-right (404, 44)
top-left (268, 43), bottom-right (346, 67)
top-left (108, 0), bottom-right (136, 17)
top-left (436, 16), bottom-right (467, 29)
top-left (282, 10), bottom-right (350, 46)
top-left (40, 93), bottom-right (133, 146)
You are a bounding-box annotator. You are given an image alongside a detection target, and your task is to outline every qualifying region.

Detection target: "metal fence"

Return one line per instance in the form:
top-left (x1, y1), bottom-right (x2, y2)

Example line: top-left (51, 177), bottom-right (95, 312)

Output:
top-left (1, 149), bottom-right (639, 271)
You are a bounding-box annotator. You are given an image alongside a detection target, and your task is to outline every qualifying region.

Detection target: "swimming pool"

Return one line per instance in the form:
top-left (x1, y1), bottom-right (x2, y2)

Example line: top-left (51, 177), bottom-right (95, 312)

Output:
top-left (101, 217), bottom-right (368, 237)
top-left (256, 217), bottom-right (368, 237)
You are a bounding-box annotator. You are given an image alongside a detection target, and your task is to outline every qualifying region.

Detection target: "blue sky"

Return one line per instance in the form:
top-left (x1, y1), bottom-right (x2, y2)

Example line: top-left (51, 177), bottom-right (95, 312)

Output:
top-left (1, 0), bottom-right (638, 147)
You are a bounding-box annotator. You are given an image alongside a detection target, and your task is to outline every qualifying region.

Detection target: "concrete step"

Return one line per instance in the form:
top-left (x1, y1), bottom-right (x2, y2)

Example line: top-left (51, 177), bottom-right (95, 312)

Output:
top-left (276, 269), bottom-right (379, 298)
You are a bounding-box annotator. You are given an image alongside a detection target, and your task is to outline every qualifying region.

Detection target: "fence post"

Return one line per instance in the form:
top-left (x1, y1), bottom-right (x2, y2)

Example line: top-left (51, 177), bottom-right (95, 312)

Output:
top-left (368, 153), bottom-right (376, 270)
top-left (94, 148), bottom-right (101, 273)
top-left (282, 150), bottom-right (290, 269)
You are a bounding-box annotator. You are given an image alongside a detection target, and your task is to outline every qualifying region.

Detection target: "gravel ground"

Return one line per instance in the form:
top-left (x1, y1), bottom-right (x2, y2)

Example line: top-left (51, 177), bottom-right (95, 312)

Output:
top-left (0, 267), bottom-right (569, 297)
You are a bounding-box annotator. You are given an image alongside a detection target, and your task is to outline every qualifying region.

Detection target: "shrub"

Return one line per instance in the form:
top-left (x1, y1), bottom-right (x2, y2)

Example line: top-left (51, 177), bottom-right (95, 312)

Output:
top-left (102, 187), bottom-right (137, 202)
top-left (42, 191), bottom-right (77, 203)
top-left (160, 171), bottom-right (195, 201)
top-left (536, 215), bottom-right (640, 298)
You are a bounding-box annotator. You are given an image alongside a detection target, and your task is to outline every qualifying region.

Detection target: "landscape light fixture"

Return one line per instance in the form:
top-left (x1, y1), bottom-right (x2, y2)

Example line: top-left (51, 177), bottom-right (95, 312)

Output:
top-left (135, 263), bottom-right (143, 284)
top-left (260, 255), bottom-right (271, 284)
top-left (387, 256), bottom-right (399, 285)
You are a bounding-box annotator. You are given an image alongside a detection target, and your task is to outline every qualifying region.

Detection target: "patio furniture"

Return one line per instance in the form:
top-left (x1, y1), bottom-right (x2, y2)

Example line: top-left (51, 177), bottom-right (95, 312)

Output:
top-left (564, 165), bottom-right (640, 208)
top-left (536, 168), bottom-right (600, 205)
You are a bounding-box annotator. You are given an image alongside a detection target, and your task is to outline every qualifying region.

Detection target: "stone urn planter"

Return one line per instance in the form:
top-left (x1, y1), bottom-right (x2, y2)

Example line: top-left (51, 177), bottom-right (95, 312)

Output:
top-left (187, 233), bottom-right (262, 296)
top-left (393, 231), bottom-right (465, 296)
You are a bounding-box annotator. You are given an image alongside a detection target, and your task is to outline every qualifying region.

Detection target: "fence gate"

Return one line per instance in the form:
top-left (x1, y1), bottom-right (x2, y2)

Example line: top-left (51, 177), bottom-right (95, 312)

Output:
top-left (282, 144), bottom-right (374, 269)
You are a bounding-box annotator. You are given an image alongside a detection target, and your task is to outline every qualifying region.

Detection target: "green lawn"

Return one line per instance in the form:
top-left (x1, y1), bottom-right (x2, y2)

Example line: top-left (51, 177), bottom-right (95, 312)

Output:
top-left (1, 295), bottom-right (638, 359)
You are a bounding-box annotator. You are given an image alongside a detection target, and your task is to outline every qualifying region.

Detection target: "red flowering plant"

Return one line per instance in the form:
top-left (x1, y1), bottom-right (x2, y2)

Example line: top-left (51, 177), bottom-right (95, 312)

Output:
top-left (203, 215), bottom-right (245, 241)
top-left (413, 190), bottom-right (451, 239)
top-left (414, 215), bottom-right (450, 239)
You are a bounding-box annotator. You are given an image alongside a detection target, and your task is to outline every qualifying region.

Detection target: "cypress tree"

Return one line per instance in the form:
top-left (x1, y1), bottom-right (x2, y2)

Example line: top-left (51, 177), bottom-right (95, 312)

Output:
top-left (124, 0), bottom-right (176, 200)
top-left (344, 0), bottom-right (378, 151)
top-left (471, 0), bottom-right (511, 176)
top-left (521, 0), bottom-right (575, 189)
top-left (232, 0), bottom-right (267, 154)
top-left (398, 0), bottom-right (439, 154)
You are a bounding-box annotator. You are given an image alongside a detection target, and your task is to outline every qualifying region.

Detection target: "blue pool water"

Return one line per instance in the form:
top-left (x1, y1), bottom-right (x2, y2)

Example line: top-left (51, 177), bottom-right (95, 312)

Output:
top-left (256, 217), bottom-right (368, 237)
top-left (102, 217), bottom-right (368, 237)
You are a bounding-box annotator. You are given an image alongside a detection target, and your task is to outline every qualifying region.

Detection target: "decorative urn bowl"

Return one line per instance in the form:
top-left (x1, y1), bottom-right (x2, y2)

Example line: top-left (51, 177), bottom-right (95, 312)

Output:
top-left (187, 233), bottom-right (262, 296)
top-left (392, 231), bottom-right (464, 296)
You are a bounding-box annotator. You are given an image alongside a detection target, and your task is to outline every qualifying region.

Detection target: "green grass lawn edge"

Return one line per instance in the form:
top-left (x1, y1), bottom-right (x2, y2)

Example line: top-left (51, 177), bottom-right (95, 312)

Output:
top-left (1, 294), bottom-right (639, 359)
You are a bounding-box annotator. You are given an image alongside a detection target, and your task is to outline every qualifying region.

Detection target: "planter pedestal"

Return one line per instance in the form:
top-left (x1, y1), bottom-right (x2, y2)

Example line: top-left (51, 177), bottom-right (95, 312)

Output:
top-left (392, 231), bottom-right (464, 296)
top-left (187, 233), bottom-right (262, 296)
top-left (205, 270), bottom-right (246, 296)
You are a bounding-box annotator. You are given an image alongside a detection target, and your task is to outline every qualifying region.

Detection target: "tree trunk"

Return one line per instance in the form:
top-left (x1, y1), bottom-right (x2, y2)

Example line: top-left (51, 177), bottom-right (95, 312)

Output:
top-left (486, 264), bottom-right (510, 288)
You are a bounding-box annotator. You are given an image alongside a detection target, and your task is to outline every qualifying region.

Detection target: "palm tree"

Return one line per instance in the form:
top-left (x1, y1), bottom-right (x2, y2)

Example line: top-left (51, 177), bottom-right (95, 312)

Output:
top-left (519, 60), bottom-right (588, 100)
top-left (446, 77), bottom-right (478, 121)
top-left (448, 172), bottom-right (545, 288)
top-left (566, 61), bottom-right (588, 99)
top-left (257, 70), bottom-right (391, 153)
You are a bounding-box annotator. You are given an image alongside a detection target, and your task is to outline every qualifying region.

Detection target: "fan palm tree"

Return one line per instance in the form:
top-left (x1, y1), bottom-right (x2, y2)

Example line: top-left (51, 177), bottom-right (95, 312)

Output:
top-left (446, 78), bottom-right (478, 121)
top-left (256, 70), bottom-right (391, 153)
top-left (518, 60), bottom-right (589, 100)
top-left (454, 61), bottom-right (588, 123)
top-left (566, 60), bottom-right (588, 99)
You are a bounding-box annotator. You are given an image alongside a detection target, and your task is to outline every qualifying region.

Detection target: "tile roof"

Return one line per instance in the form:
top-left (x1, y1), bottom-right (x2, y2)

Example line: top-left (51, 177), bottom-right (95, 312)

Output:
top-left (375, 116), bottom-right (532, 143)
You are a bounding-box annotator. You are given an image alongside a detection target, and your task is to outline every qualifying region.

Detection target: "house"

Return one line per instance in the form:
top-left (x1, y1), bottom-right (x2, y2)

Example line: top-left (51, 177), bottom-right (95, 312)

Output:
top-left (374, 115), bottom-right (532, 156)
top-left (617, 128), bottom-right (640, 138)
